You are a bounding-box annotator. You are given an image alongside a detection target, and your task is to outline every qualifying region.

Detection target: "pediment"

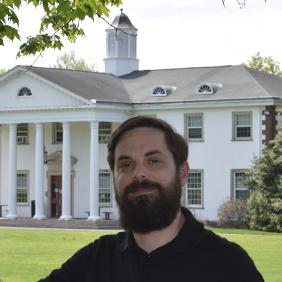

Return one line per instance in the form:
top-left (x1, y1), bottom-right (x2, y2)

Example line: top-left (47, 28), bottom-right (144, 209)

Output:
top-left (0, 66), bottom-right (92, 109)
top-left (47, 150), bottom-right (77, 166)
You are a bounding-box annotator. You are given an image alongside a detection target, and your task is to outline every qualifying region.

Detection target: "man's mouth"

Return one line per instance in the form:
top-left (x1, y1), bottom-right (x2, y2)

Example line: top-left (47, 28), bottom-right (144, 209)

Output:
top-left (129, 187), bottom-right (157, 196)
top-left (124, 180), bottom-right (161, 199)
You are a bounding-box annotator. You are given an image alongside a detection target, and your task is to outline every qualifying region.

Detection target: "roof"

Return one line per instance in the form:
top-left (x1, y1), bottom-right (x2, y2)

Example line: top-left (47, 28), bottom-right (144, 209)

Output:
top-left (23, 66), bottom-right (130, 103)
top-left (14, 64), bottom-right (282, 105)
top-left (110, 10), bottom-right (137, 31)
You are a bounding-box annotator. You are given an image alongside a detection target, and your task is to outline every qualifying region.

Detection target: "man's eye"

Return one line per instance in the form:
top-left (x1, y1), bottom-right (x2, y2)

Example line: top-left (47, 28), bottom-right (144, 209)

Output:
top-left (149, 159), bottom-right (161, 165)
top-left (119, 162), bottom-right (132, 169)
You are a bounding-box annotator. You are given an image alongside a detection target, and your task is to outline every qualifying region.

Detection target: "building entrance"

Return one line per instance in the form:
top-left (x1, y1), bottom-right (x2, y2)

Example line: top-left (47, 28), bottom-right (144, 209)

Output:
top-left (50, 175), bottom-right (62, 218)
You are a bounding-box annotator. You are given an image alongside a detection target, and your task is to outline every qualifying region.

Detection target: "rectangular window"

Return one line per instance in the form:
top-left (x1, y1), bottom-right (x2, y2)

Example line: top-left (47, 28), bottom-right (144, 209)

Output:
top-left (232, 170), bottom-right (250, 200)
top-left (186, 114), bottom-right (203, 140)
top-left (187, 170), bottom-right (203, 208)
top-left (17, 171), bottom-right (29, 204)
top-left (53, 123), bottom-right (63, 144)
top-left (99, 122), bottom-right (112, 144)
top-left (99, 170), bottom-right (112, 206)
top-left (17, 123), bottom-right (29, 144)
top-left (233, 112), bottom-right (252, 140)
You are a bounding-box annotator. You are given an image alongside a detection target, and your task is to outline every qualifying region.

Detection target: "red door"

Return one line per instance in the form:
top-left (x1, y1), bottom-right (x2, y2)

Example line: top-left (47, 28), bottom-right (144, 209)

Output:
top-left (51, 176), bottom-right (62, 218)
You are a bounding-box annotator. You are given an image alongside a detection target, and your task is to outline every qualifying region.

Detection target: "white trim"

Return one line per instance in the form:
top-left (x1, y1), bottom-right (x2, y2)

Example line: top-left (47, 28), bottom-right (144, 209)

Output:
top-left (132, 98), bottom-right (282, 110)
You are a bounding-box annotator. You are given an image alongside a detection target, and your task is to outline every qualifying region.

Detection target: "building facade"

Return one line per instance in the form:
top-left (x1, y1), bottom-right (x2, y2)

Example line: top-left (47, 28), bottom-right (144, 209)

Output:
top-left (0, 11), bottom-right (281, 221)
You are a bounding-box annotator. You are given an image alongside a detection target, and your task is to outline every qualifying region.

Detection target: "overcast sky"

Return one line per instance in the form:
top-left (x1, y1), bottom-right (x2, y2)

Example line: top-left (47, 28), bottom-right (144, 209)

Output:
top-left (0, 0), bottom-right (281, 72)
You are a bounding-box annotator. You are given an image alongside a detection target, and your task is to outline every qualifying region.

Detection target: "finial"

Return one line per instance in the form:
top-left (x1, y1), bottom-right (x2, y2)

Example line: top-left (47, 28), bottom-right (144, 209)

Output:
top-left (120, 8), bottom-right (123, 13)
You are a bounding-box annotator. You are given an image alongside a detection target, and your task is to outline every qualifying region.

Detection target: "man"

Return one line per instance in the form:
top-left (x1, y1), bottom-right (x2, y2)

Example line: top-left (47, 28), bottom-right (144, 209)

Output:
top-left (40, 116), bottom-right (264, 282)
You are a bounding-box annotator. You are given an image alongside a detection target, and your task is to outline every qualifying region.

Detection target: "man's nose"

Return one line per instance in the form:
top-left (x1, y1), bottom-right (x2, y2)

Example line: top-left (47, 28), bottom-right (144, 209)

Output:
top-left (133, 163), bottom-right (147, 181)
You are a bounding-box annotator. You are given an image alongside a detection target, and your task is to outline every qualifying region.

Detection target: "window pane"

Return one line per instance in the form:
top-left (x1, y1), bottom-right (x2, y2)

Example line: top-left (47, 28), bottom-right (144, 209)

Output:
top-left (17, 172), bottom-right (28, 204)
top-left (54, 123), bottom-right (63, 143)
top-left (235, 172), bottom-right (248, 189)
top-left (17, 173), bottom-right (28, 187)
top-left (99, 190), bottom-right (111, 203)
top-left (234, 171), bottom-right (250, 200)
top-left (17, 189), bottom-right (28, 203)
top-left (17, 123), bottom-right (29, 144)
top-left (99, 173), bottom-right (111, 188)
top-left (188, 172), bottom-right (202, 188)
top-left (235, 190), bottom-right (250, 200)
top-left (17, 123), bottom-right (28, 132)
top-left (235, 114), bottom-right (251, 126)
top-left (99, 122), bottom-right (112, 144)
top-left (188, 128), bottom-right (202, 139)
top-left (187, 115), bottom-right (202, 139)
top-left (188, 190), bottom-right (202, 205)
top-left (237, 127), bottom-right (251, 138)
top-left (188, 115), bottom-right (202, 127)
top-left (99, 171), bottom-right (111, 205)
top-left (56, 132), bottom-right (63, 142)
top-left (234, 113), bottom-right (251, 139)
top-left (187, 172), bottom-right (202, 206)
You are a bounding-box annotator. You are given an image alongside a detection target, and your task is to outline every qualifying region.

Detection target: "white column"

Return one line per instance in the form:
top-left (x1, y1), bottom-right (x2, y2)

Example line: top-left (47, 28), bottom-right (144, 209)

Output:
top-left (7, 124), bottom-right (17, 219)
top-left (128, 35), bottom-right (131, 58)
top-left (60, 122), bottom-right (72, 220)
top-left (88, 121), bottom-right (100, 221)
top-left (33, 123), bottom-right (46, 219)
top-left (115, 32), bottom-right (119, 57)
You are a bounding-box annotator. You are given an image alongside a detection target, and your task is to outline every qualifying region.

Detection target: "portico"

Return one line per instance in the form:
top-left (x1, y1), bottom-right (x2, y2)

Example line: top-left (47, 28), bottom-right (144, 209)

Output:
top-left (4, 119), bottom-right (104, 221)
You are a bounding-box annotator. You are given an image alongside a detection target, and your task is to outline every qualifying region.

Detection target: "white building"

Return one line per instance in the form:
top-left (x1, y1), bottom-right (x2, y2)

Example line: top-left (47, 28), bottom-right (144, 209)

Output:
top-left (0, 11), bottom-right (281, 221)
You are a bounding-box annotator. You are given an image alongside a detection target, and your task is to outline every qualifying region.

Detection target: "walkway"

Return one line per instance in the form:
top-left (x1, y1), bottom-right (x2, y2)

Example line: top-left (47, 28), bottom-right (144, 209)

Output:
top-left (0, 217), bottom-right (121, 230)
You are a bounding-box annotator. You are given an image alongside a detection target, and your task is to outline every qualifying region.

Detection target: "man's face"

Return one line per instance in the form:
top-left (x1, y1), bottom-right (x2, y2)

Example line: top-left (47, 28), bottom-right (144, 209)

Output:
top-left (113, 127), bottom-right (188, 233)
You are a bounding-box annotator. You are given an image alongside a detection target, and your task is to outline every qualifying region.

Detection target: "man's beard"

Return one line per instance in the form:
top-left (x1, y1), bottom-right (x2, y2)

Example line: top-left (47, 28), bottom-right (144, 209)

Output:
top-left (115, 174), bottom-right (182, 234)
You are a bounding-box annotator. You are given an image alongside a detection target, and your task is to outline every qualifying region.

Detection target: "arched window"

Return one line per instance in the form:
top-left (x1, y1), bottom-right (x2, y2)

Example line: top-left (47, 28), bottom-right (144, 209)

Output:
top-left (152, 86), bottom-right (167, 96)
top-left (197, 84), bottom-right (213, 95)
top-left (18, 87), bottom-right (32, 97)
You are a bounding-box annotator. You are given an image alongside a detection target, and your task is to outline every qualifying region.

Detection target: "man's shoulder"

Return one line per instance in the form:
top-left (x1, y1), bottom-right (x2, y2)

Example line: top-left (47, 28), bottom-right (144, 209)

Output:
top-left (83, 230), bottom-right (127, 251)
top-left (202, 228), bottom-right (248, 256)
top-left (200, 228), bottom-right (264, 281)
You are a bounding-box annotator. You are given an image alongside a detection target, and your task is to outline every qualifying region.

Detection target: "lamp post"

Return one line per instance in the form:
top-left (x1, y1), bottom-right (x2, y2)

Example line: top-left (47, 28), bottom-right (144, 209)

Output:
top-left (44, 146), bottom-right (48, 164)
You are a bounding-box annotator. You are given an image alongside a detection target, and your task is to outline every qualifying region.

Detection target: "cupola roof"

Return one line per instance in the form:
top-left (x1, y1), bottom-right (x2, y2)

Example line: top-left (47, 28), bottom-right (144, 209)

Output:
top-left (111, 9), bottom-right (137, 30)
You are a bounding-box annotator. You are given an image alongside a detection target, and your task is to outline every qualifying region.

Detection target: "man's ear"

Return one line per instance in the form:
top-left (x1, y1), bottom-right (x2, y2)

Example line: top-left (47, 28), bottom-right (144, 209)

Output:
top-left (179, 161), bottom-right (189, 186)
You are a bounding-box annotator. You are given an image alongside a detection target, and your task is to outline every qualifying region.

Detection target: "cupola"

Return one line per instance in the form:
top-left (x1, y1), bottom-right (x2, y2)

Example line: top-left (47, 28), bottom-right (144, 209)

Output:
top-left (104, 9), bottom-right (139, 76)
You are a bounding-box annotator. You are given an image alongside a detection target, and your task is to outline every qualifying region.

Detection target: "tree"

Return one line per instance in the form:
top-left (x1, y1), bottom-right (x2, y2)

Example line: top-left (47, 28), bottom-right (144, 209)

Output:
top-left (0, 69), bottom-right (7, 75)
top-left (0, 0), bottom-right (122, 57)
top-left (52, 51), bottom-right (95, 71)
top-left (246, 128), bottom-right (282, 232)
top-left (222, 0), bottom-right (267, 9)
top-left (247, 52), bottom-right (282, 77)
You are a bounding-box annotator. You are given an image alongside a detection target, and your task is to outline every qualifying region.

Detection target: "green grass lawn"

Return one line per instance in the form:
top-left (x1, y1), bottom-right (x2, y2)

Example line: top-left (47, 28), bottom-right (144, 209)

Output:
top-left (0, 227), bottom-right (281, 282)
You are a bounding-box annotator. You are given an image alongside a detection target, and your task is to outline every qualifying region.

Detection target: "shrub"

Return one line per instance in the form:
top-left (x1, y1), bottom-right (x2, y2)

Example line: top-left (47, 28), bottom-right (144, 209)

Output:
top-left (247, 190), bottom-right (282, 232)
top-left (246, 128), bottom-right (282, 232)
top-left (217, 199), bottom-right (249, 228)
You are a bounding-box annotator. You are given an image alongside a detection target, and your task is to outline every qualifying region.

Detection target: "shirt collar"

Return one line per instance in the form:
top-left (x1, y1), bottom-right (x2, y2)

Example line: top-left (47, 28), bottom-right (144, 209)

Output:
top-left (117, 207), bottom-right (204, 254)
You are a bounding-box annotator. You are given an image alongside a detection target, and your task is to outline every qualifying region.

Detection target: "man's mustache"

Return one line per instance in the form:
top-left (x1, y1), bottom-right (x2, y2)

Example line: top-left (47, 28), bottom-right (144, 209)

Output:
top-left (124, 180), bottom-right (162, 194)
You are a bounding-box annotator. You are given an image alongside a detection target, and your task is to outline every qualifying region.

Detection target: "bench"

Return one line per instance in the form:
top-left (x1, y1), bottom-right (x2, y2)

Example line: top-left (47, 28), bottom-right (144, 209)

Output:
top-left (102, 211), bottom-right (112, 220)
top-left (84, 210), bottom-right (112, 220)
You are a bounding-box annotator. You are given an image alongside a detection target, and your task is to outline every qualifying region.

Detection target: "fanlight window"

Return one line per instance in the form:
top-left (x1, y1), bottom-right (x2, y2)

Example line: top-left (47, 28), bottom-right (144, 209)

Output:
top-left (152, 86), bottom-right (167, 96)
top-left (18, 87), bottom-right (32, 97)
top-left (198, 84), bottom-right (213, 94)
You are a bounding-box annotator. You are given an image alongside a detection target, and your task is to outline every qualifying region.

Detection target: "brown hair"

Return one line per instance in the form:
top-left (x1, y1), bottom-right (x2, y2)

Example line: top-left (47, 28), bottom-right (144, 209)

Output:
top-left (107, 116), bottom-right (188, 171)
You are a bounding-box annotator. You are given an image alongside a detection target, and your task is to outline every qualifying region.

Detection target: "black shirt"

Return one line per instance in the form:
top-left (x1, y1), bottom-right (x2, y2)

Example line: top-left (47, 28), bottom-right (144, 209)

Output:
top-left (39, 208), bottom-right (264, 282)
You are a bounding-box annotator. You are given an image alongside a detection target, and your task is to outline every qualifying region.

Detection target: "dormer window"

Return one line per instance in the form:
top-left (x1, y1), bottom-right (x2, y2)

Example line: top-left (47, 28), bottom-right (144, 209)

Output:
top-left (198, 84), bottom-right (213, 94)
top-left (18, 87), bottom-right (32, 97)
top-left (152, 86), bottom-right (167, 96)
top-left (152, 85), bottom-right (176, 97)
top-left (197, 83), bottom-right (222, 95)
